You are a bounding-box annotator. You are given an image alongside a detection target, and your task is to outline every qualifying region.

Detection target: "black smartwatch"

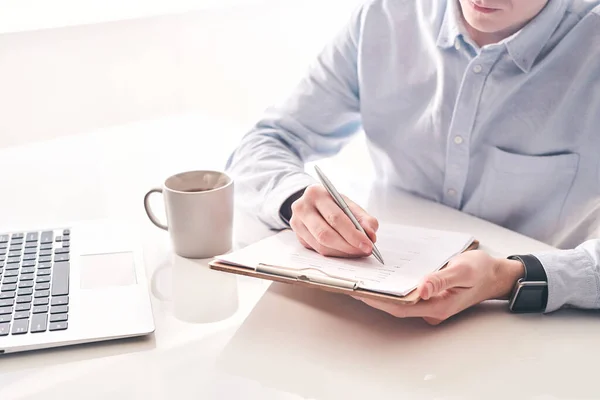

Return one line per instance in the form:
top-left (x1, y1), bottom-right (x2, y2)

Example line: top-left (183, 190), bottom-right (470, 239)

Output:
top-left (508, 254), bottom-right (548, 313)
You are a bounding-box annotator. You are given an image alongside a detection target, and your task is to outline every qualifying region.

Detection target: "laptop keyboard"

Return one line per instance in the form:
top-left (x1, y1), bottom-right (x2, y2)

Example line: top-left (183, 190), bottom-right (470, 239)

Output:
top-left (0, 229), bottom-right (70, 336)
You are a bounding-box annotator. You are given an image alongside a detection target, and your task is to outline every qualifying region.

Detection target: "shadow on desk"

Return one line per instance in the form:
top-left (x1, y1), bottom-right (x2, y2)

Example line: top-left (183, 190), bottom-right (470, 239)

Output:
top-left (217, 283), bottom-right (600, 400)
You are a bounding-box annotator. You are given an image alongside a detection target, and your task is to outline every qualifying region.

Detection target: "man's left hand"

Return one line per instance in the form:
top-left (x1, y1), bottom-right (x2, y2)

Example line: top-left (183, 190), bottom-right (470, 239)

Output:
top-left (355, 250), bottom-right (525, 325)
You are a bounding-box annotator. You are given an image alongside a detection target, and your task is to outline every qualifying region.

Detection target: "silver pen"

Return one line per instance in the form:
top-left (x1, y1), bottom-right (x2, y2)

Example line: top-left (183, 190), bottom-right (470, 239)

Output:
top-left (314, 165), bottom-right (385, 265)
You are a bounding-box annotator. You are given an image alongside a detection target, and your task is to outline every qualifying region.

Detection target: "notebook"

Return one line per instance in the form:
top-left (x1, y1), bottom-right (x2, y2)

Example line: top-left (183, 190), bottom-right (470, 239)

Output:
top-left (210, 224), bottom-right (478, 304)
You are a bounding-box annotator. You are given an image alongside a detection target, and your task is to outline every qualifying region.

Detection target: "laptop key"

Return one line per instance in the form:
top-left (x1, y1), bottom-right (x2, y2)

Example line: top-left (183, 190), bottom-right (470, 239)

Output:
top-left (40, 243), bottom-right (53, 251)
top-left (49, 322), bottom-right (67, 331)
top-left (0, 292), bottom-right (15, 299)
top-left (17, 288), bottom-right (33, 296)
top-left (23, 254), bottom-right (36, 261)
top-left (24, 244), bottom-right (38, 251)
top-left (10, 240), bottom-right (23, 247)
top-left (31, 313), bottom-right (48, 333)
top-left (54, 254), bottom-right (69, 262)
top-left (34, 298), bottom-right (49, 306)
top-left (20, 273), bottom-right (34, 281)
top-left (38, 263), bottom-right (51, 270)
top-left (55, 236), bottom-right (62, 242)
top-left (39, 249), bottom-right (52, 257)
top-left (5, 270), bottom-right (18, 278)
top-left (4, 276), bottom-right (18, 285)
top-left (21, 267), bottom-right (35, 275)
top-left (11, 233), bottom-right (24, 240)
top-left (0, 315), bottom-right (11, 323)
top-left (22, 261), bottom-right (36, 268)
top-left (33, 305), bottom-right (49, 313)
top-left (52, 262), bottom-right (69, 296)
top-left (37, 270), bottom-right (51, 277)
top-left (54, 248), bottom-right (69, 255)
top-left (62, 242), bottom-right (70, 248)
top-left (0, 323), bottom-right (9, 336)
top-left (16, 295), bottom-right (32, 303)
top-left (12, 318), bottom-right (28, 334)
top-left (0, 299), bottom-right (14, 307)
top-left (7, 257), bottom-right (20, 264)
top-left (35, 283), bottom-right (50, 291)
top-left (6, 263), bottom-right (20, 271)
top-left (38, 256), bottom-right (52, 264)
top-left (63, 229), bottom-right (70, 236)
top-left (26, 232), bottom-right (39, 242)
top-left (16, 303), bottom-right (31, 311)
top-left (18, 280), bottom-right (35, 288)
top-left (0, 306), bottom-right (12, 315)
top-left (51, 296), bottom-right (68, 306)
top-left (51, 305), bottom-right (68, 314)
top-left (50, 313), bottom-right (68, 323)
top-left (1, 284), bottom-right (16, 292)
top-left (0, 234), bottom-right (8, 243)
top-left (40, 231), bottom-right (54, 244)
top-left (36, 276), bottom-right (51, 283)
top-left (8, 251), bottom-right (21, 258)
top-left (35, 290), bottom-right (50, 298)
top-left (14, 311), bottom-right (30, 319)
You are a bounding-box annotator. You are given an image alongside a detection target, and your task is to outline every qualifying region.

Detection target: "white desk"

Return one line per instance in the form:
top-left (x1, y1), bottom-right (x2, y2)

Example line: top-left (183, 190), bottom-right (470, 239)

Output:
top-left (0, 113), bottom-right (597, 400)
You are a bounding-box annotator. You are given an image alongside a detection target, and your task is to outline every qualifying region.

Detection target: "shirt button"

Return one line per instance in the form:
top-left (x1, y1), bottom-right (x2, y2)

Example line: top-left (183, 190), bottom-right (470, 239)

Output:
top-left (473, 64), bottom-right (483, 74)
top-left (454, 136), bottom-right (464, 145)
top-left (447, 189), bottom-right (457, 197)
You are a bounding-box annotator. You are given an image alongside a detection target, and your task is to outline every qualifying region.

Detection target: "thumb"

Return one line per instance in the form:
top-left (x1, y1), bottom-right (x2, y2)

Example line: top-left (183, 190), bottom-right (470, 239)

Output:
top-left (418, 267), bottom-right (464, 300)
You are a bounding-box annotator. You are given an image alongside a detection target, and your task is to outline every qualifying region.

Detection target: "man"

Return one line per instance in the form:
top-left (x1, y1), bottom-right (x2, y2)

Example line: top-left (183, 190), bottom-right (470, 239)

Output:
top-left (226, 0), bottom-right (600, 324)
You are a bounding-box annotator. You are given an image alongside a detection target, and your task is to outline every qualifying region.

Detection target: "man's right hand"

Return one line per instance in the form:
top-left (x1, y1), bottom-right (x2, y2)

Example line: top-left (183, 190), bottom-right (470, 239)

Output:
top-left (289, 184), bottom-right (380, 258)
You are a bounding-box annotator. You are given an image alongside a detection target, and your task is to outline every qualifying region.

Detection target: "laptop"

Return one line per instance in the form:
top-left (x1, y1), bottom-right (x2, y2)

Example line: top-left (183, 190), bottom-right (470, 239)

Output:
top-left (0, 220), bottom-right (155, 354)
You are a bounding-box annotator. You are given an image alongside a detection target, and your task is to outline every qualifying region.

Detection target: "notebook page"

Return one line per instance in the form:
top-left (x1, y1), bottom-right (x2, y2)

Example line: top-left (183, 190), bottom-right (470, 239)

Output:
top-left (216, 224), bottom-right (474, 296)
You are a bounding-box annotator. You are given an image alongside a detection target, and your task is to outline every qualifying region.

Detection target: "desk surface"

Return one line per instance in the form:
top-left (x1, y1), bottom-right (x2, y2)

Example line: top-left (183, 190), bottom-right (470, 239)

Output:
top-left (0, 113), bottom-right (597, 400)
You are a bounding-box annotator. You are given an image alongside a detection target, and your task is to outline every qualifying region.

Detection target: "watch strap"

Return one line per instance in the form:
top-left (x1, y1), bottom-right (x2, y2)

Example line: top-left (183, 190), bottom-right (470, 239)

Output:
top-left (507, 254), bottom-right (547, 282)
top-left (507, 254), bottom-right (548, 312)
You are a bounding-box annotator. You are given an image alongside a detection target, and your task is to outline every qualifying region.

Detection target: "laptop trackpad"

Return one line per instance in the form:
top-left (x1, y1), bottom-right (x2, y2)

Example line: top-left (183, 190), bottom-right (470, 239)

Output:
top-left (80, 252), bottom-right (137, 289)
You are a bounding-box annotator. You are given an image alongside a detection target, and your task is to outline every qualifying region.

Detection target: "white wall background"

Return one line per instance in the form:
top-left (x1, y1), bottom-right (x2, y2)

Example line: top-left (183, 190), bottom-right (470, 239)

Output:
top-left (0, 0), bottom-right (362, 148)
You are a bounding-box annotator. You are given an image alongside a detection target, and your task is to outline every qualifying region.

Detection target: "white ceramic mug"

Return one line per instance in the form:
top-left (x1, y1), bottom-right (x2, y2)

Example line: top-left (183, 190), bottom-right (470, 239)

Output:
top-left (144, 170), bottom-right (234, 258)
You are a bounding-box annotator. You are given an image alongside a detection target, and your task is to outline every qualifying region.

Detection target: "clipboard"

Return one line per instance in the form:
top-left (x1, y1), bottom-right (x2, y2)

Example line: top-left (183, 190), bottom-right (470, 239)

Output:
top-left (209, 239), bottom-right (479, 305)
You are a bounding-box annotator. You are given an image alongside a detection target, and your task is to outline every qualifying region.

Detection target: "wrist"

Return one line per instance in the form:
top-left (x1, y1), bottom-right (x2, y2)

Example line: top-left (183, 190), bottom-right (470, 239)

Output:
top-left (494, 258), bottom-right (526, 300)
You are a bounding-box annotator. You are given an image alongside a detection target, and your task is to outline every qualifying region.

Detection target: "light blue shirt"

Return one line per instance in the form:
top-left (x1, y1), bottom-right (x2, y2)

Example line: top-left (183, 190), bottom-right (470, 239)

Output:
top-left (226, 0), bottom-right (600, 312)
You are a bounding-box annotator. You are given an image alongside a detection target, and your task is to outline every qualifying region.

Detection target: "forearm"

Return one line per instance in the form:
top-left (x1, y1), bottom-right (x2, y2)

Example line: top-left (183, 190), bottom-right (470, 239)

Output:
top-left (226, 121), bottom-right (316, 229)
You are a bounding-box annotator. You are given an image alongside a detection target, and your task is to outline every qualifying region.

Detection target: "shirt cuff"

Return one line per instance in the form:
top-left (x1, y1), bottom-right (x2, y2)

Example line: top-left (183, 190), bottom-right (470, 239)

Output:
top-left (261, 172), bottom-right (316, 230)
top-left (531, 248), bottom-right (599, 313)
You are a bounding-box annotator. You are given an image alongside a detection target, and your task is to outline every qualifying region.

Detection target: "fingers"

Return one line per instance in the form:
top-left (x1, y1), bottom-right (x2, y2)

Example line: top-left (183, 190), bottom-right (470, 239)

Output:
top-left (291, 219), bottom-right (351, 258)
top-left (315, 196), bottom-right (373, 254)
top-left (290, 185), bottom-right (379, 257)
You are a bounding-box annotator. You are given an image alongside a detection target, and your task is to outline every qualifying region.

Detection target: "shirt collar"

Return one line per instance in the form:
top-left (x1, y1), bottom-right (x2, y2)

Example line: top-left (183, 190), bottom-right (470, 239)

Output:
top-left (437, 0), bottom-right (569, 73)
top-left (436, 0), bottom-right (463, 50)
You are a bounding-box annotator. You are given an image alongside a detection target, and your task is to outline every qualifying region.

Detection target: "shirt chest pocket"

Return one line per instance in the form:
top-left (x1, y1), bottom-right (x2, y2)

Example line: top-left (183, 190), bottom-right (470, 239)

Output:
top-left (474, 147), bottom-right (579, 243)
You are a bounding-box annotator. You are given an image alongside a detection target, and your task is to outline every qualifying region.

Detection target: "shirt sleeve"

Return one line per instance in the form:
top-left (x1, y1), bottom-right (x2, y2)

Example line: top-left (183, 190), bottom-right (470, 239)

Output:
top-left (225, 6), bottom-right (364, 230)
top-left (532, 239), bottom-right (600, 312)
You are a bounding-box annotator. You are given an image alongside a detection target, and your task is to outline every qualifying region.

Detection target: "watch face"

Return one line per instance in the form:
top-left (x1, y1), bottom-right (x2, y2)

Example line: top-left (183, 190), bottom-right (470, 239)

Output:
top-left (511, 283), bottom-right (547, 313)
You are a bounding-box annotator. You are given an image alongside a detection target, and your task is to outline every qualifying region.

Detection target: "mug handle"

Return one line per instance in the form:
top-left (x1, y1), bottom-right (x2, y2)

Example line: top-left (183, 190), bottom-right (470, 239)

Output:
top-left (144, 188), bottom-right (168, 231)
